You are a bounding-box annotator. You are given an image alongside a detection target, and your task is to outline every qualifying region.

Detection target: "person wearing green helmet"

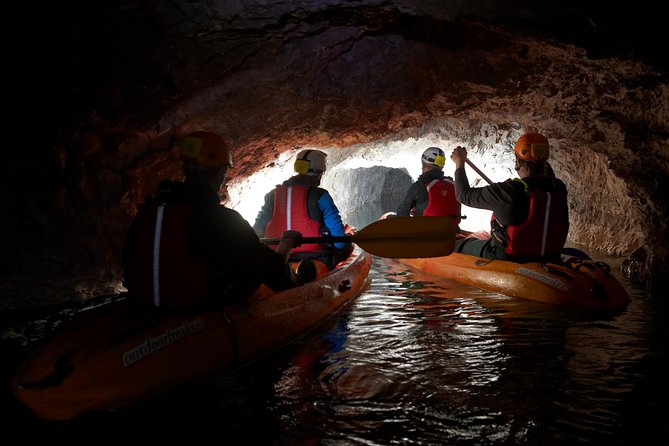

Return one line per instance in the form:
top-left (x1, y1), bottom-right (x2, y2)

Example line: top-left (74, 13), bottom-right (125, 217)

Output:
top-left (122, 131), bottom-right (305, 310)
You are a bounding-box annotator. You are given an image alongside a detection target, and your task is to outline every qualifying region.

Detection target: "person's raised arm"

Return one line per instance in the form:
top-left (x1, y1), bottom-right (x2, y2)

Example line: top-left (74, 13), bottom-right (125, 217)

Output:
top-left (450, 146), bottom-right (467, 170)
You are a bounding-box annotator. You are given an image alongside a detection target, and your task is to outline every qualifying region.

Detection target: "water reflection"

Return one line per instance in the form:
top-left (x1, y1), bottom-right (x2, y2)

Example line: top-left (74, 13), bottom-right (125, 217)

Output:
top-left (260, 257), bottom-right (659, 445)
top-left (1, 238), bottom-right (664, 445)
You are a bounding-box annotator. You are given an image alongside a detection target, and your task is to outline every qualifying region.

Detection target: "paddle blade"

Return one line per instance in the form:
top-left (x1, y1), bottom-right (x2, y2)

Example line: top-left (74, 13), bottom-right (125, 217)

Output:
top-left (353, 216), bottom-right (456, 259)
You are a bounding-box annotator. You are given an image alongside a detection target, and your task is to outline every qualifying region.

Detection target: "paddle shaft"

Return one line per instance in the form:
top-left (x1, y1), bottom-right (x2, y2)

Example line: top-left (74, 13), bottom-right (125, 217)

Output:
top-left (465, 159), bottom-right (493, 185)
top-left (260, 216), bottom-right (456, 259)
top-left (262, 235), bottom-right (351, 244)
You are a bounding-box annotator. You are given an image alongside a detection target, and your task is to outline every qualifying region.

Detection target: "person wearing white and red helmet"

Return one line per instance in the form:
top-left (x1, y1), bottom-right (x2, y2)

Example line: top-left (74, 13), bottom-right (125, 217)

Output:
top-left (392, 147), bottom-right (462, 228)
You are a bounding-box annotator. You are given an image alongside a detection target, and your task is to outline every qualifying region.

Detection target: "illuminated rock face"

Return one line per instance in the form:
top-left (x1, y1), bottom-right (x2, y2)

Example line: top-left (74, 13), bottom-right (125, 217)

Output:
top-left (2, 1), bottom-right (667, 307)
top-left (322, 165), bottom-right (413, 228)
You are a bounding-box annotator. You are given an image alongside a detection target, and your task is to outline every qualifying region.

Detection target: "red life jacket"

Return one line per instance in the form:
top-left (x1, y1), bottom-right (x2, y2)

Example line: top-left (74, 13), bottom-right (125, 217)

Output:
top-left (505, 185), bottom-right (569, 260)
top-left (123, 197), bottom-right (211, 308)
top-left (264, 185), bottom-right (322, 253)
top-left (422, 178), bottom-right (462, 224)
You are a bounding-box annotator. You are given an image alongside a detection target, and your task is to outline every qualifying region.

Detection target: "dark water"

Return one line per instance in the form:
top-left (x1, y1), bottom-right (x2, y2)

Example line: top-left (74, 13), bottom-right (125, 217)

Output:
top-left (2, 253), bottom-right (667, 445)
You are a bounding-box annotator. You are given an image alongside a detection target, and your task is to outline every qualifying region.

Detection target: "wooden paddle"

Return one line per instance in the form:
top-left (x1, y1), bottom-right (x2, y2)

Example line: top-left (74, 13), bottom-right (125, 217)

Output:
top-left (261, 216), bottom-right (457, 259)
top-left (465, 159), bottom-right (493, 185)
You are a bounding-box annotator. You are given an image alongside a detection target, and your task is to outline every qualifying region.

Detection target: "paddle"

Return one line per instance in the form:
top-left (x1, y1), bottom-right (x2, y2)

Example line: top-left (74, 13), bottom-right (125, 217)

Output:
top-left (465, 159), bottom-right (493, 185)
top-left (261, 216), bottom-right (457, 259)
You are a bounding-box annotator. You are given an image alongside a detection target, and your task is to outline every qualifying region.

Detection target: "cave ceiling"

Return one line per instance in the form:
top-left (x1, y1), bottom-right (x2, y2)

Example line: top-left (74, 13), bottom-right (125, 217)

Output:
top-left (3, 0), bottom-right (668, 308)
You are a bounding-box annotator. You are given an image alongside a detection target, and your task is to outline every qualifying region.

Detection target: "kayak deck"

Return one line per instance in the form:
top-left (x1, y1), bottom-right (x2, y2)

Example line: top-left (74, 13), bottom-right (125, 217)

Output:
top-left (397, 251), bottom-right (630, 311)
top-left (11, 245), bottom-right (371, 420)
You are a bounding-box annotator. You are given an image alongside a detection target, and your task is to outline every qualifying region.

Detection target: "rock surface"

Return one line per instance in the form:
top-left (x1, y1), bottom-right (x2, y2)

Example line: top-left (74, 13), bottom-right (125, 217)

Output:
top-left (3, 1), bottom-right (667, 308)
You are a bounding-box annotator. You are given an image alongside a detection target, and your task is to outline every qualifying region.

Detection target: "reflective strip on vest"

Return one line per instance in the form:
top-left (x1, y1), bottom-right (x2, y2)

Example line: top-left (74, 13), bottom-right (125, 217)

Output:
top-left (540, 192), bottom-right (552, 256)
top-left (265, 185), bottom-right (322, 252)
top-left (285, 187), bottom-right (293, 229)
top-left (423, 178), bottom-right (461, 222)
top-left (425, 179), bottom-right (439, 192)
top-left (152, 204), bottom-right (165, 307)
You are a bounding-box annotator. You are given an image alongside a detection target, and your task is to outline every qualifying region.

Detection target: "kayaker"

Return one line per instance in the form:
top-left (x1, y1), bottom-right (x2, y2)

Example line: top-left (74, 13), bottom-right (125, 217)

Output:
top-left (122, 130), bottom-right (307, 310)
top-left (449, 131), bottom-right (569, 262)
top-left (253, 149), bottom-right (353, 269)
top-left (390, 146), bottom-right (462, 228)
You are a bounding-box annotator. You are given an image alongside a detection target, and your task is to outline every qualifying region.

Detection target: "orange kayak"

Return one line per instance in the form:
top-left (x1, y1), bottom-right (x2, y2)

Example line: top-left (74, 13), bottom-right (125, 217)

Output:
top-left (397, 250), bottom-right (631, 312)
top-left (11, 245), bottom-right (371, 420)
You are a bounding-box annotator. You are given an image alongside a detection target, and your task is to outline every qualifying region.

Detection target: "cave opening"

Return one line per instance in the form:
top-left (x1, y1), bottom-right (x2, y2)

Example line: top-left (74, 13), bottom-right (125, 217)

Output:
top-left (227, 132), bottom-right (511, 234)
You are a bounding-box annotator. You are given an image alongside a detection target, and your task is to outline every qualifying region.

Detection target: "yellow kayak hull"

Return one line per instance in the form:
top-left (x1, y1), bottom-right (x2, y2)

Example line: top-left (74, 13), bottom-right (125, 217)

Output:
top-left (398, 251), bottom-right (631, 311)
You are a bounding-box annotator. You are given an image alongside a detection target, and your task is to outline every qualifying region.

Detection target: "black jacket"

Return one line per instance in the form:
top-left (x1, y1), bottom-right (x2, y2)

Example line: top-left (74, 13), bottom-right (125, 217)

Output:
top-left (123, 177), bottom-right (294, 307)
top-left (396, 168), bottom-right (453, 216)
top-left (453, 166), bottom-right (569, 254)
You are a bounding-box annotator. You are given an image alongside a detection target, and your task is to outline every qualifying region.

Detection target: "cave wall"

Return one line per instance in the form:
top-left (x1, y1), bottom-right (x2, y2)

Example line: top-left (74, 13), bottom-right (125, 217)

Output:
top-left (3, 1), bottom-right (668, 308)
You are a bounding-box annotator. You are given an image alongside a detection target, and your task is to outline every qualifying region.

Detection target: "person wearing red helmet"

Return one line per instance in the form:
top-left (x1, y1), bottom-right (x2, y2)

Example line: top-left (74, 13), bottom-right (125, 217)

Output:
top-left (122, 131), bottom-right (302, 309)
top-left (449, 131), bottom-right (569, 262)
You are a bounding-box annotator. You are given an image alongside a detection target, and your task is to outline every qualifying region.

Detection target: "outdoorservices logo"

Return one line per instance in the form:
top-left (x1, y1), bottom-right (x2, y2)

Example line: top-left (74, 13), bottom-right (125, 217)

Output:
top-left (122, 317), bottom-right (205, 367)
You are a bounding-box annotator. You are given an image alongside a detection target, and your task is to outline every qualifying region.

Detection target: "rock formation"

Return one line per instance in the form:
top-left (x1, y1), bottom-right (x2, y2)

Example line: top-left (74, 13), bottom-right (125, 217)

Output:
top-left (3, 1), bottom-right (667, 308)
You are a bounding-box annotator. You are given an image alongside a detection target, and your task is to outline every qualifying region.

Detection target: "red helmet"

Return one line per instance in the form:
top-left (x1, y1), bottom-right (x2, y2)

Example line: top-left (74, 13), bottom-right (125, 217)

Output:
top-left (178, 131), bottom-right (233, 168)
top-left (514, 133), bottom-right (549, 161)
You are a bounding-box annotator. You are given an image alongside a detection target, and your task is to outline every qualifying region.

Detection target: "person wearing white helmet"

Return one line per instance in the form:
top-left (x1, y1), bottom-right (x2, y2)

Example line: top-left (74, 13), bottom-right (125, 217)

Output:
top-left (449, 131), bottom-right (569, 261)
top-left (123, 131), bottom-right (303, 310)
top-left (254, 149), bottom-right (352, 269)
top-left (390, 147), bottom-right (462, 226)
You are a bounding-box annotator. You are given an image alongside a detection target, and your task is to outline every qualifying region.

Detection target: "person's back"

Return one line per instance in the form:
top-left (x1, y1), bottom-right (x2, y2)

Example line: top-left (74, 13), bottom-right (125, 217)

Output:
top-left (123, 179), bottom-right (213, 309)
top-left (393, 146), bottom-right (462, 225)
top-left (503, 175), bottom-right (569, 262)
top-left (254, 149), bottom-right (351, 269)
top-left (123, 131), bottom-right (299, 310)
top-left (450, 132), bottom-right (569, 262)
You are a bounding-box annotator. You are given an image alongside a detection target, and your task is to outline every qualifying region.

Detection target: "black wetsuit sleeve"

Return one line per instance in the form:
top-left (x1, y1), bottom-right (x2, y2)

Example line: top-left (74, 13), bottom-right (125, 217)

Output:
top-left (195, 205), bottom-right (294, 295)
top-left (454, 167), bottom-right (523, 225)
top-left (227, 207), bottom-right (294, 291)
top-left (395, 181), bottom-right (425, 216)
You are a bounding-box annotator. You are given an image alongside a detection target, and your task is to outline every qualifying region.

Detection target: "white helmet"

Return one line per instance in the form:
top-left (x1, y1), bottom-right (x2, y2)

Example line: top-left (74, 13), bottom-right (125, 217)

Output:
top-left (421, 147), bottom-right (445, 168)
top-left (294, 150), bottom-right (327, 176)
